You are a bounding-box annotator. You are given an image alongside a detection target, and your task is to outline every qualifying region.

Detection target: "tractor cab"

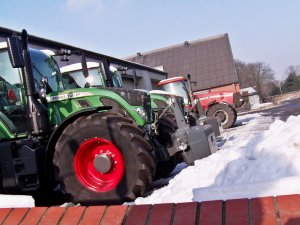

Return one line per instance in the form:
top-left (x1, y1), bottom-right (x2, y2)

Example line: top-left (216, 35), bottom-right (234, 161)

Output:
top-left (0, 43), bottom-right (62, 136)
top-left (60, 62), bottom-right (123, 90)
top-left (158, 77), bottom-right (191, 106)
top-left (31, 49), bottom-right (62, 94)
top-left (59, 60), bottom-right (152, 127)
top-left (109, 65), bottom-right (123, 88)
top-left (60, 62), bottom-right (105, 89)
top-left (158, 76), bottom-right (222, 136)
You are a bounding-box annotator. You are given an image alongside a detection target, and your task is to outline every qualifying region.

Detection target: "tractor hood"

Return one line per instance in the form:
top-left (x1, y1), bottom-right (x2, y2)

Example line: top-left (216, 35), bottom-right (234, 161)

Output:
top-left (46, 87), bottom-right (152, 127)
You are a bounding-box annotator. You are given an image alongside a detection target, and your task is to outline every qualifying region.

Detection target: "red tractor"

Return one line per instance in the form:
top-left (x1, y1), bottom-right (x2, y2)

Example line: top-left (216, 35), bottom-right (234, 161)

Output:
top-left (158, 76), bottom-right (247, 129)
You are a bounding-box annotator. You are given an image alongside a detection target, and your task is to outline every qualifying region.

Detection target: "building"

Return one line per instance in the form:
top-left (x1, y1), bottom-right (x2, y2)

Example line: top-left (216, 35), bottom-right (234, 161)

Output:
top-left (125, 34), bottom-right (239, 92)
top-left (0, 27), bottom-right (167, 91)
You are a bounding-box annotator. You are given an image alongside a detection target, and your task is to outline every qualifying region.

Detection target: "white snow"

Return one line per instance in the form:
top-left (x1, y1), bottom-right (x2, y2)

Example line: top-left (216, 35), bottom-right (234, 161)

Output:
top-left (135, 113), bottom-right (300, 204)
top-left (0, 194), bottom-right (35, 208)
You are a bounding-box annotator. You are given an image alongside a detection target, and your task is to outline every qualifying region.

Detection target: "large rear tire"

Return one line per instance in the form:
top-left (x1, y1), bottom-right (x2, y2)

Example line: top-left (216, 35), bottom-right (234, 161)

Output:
top-left (207, 103), bottom-right (237, 129)
top-left (53, 112), bottom-right (155, 205)
top-left (154, 112), bottom-right (181, 179)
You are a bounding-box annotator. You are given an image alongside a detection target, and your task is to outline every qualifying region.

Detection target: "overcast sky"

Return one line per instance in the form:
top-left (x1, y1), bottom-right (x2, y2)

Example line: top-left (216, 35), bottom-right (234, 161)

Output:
top-left (1, 0), bottom-right (299, 80)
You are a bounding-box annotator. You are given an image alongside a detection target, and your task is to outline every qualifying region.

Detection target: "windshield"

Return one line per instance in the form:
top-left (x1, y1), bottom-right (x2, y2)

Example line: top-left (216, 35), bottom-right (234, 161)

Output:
top-left (111, 70), bottom-right (123, 88)
top-left (61, 67), bottom-right (105, 89)
top-left (30, 49), bottom-right (61, 93)
top-left (162, 81), bottom-right (190, 105)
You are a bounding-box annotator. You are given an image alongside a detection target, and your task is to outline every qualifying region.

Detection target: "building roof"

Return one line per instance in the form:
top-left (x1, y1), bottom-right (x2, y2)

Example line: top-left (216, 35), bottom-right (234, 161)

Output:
top-left (124, 34), bottom-right (238, 91)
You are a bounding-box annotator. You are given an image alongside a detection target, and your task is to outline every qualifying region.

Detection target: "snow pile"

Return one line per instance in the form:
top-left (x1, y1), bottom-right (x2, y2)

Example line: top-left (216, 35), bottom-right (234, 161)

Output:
top-left (136, 114), bottom-right (300, 204)
top-left (0, 194), bottom-right (35, 208)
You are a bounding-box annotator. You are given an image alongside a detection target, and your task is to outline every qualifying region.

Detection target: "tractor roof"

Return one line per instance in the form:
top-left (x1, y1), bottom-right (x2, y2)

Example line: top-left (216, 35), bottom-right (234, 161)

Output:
top-left (158, 76), bottom-right (186, 86)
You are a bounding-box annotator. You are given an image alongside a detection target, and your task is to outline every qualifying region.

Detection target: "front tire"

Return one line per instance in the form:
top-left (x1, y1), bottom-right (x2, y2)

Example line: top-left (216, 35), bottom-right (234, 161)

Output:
top-left (207, 103), bottom-right (237, 129)
top-left (53, 112), bottom-right (155, 205)
top-left (154, 112), bottom-right (181, 179)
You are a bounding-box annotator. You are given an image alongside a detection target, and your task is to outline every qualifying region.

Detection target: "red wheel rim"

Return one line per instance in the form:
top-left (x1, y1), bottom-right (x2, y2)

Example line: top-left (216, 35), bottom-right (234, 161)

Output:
top-left (74, 137), bottom-right (124, 192)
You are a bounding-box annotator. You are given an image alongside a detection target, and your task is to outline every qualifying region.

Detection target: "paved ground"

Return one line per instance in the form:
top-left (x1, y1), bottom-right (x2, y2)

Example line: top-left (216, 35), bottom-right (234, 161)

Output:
top-left (239, 97), bottom-right (300, 121)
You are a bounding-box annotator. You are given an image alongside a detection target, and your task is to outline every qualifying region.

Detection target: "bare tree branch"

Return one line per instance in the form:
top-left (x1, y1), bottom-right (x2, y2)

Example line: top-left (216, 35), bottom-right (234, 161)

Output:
top-left (235, 60), bottom-right (275, 102)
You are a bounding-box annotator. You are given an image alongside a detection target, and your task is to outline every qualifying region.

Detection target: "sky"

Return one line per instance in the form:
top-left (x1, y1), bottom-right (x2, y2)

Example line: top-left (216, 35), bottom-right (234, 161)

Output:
top-left (1, 0), bottom-right (300, 80)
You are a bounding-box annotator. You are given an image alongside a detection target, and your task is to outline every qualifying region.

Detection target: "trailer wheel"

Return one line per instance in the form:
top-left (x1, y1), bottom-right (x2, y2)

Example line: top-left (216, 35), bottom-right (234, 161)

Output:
top-left (207, 104), bottom-right (237, 129)
top-left (53, 112), bottom-right (155, 205)
top-left (155, 112), bottom-right (181, 179)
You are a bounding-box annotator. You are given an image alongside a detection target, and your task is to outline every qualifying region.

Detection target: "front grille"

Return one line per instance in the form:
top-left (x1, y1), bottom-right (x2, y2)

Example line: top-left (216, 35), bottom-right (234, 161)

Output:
top-left (153, 99), bottom-right (168, 109)
top-left (100, 98), bottom-right (129, 117)
top-left (102, 87), bottom-right (152, 122)
top-left (76, 99), bottom-right (91, 108)
top-left (102, 87), bottom-right (149, 106)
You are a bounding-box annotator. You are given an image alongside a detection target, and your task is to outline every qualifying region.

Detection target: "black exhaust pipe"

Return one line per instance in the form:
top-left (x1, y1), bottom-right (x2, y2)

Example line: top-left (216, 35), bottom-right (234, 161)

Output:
top-left (17, 30), bottom-right (50, 135)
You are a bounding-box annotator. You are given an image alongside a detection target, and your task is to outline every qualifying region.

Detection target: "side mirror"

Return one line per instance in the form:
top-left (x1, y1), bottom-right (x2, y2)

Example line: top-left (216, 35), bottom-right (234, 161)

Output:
top-left (81, 52), bottom-right (89, 78)
top-left (39, 77), bottom-right (51, 98)
top-left (6, 36), bottom-right (25, 68)
top-left (41, 77), bottom-right (48, 86)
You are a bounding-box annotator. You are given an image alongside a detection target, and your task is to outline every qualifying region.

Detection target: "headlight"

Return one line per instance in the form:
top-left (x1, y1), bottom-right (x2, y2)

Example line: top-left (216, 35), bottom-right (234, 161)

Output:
top-left (134, 107), bottom-right (148, 121)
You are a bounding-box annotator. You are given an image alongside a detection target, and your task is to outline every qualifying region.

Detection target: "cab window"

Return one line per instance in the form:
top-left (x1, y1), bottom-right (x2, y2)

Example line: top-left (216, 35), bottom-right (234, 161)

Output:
top-left (30, 49), bottom-right (61, 93)
top-left (0, 50), bottom-right (27, 133)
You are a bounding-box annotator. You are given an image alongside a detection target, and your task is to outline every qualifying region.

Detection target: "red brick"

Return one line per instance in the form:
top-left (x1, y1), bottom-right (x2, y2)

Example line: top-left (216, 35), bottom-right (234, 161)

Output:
top-left (80, 206), bottom-right (106, 225)
top-left (226, 199), bottom-right (249, 225)
top-left (101, 205), bottom-right (128, 225)
top-left (59, 206), bottom-right (85, 225)
top-left (0, 208), bottom-right (12, 224)
top-left (124, 205), bottom-right (150, 225)
top-left (38, 207), bottom-right (66, 225)
top-left (251, 197), bottom-right (277, 225)
top-left (173, 202), bottom-right (198, 225)
top-left (21, 207), bottom-right (47, 225)
top-left (199, 200), bottom-right (223, 225)
top-left (149, 203), bottom-right (173, 225)
top-left (3, 208), bottom-right (29, 225)
top-left (277, 195), bottom-right (300, 225)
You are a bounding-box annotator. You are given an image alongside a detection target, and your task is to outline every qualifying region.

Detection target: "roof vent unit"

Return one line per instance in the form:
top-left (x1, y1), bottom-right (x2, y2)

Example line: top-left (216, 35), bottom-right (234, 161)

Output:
top-left (184, 41), bottom-right (190, 47)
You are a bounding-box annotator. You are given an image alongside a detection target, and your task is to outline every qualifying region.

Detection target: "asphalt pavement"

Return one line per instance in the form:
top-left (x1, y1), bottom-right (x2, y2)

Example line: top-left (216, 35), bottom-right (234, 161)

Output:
top-left (239, 97), bottom-right (300, 121)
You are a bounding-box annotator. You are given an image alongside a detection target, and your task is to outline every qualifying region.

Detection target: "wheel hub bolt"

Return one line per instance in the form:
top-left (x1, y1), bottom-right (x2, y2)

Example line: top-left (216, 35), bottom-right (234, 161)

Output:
top-left (94, 153), bottom-right (112, 173)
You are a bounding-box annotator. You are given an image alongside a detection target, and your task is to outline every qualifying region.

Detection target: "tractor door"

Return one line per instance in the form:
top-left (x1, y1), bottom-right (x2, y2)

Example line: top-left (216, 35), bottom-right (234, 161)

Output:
top-left (0, 49), bottom-right (27, 136)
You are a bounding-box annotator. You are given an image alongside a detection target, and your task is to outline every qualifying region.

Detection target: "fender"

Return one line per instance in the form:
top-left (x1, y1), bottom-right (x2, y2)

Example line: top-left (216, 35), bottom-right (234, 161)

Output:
top-left (43, 106), bottom-right (112, 187)
top-left (206, 100), bottom-right (217, 108)
top-left (205, 101), bottom-right (232, 114)
top-left (207, 101), bottom-right (232, 108)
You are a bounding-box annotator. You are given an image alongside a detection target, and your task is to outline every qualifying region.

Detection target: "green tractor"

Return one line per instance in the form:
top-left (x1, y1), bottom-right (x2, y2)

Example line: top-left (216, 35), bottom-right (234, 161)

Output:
top-left (0, 31), bottom-right (155, 205)
top-left (0, 30), bottom-right (217, 205)
top-left (59, 57), bottom-right (187, 179)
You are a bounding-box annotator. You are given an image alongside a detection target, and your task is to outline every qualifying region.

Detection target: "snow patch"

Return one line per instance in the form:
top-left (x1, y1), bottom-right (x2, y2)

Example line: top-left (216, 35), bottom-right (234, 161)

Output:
top-left (0, 194), bottom-right (35, 208)
top-left (136, 113), bottom-right (300, 204)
